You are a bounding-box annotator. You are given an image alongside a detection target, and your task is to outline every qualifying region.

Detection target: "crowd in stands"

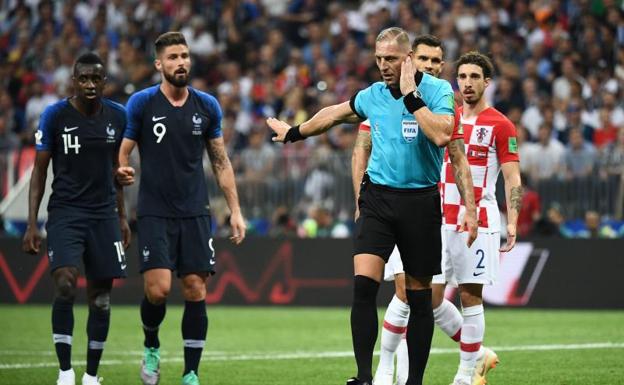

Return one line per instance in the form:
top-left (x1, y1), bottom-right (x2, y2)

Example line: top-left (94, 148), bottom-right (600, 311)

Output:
top-left (1, 0), bottom-right (623, 238)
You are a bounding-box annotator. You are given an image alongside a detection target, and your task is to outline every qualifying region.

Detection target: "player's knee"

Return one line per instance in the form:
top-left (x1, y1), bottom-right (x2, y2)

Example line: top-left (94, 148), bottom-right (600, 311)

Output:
top-left (353, 275), bottom-right (380, 304)
top-left (54, 273), bottom-right (77, 302)
top-left (459, 285), bottom-right (483, 307)
top-left (395, 288), bottom-right (407, 303)
top-left (405, 275), bottom-right (431, 291)
top-left (431, 284), bottom-right (445, 308)
top-left (182, 280), bottom-right (206, 301)
top-left (145, 284), bottom-right (170, 304)
top-left (90, 291), bottom-right (111, 312)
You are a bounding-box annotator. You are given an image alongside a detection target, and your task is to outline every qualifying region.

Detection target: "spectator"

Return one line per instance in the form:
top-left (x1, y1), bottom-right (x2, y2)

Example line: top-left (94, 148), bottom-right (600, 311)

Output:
top-left (530, 124), bottom-right (565, 181)
top-left (565, 127), bottom-right (597, 179)
top-left (517, 173), bottom-right (541, 237)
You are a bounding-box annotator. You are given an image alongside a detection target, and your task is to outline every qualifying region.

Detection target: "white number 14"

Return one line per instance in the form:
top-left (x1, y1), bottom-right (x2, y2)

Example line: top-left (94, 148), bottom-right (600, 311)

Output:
top-left (62, 134), bottom-right (81, 154)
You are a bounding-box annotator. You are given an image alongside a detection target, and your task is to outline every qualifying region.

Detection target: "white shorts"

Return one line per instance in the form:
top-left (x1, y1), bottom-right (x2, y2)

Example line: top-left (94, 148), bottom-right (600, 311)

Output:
top-left (383, 246), bottom-right (403, 282)
top-left (436, 229), bottom-right (500, 287)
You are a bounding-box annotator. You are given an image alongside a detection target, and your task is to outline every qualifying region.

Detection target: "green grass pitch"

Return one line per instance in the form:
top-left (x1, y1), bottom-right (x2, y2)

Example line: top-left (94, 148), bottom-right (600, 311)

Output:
top-left (0, 305), bottom-right (623, 385)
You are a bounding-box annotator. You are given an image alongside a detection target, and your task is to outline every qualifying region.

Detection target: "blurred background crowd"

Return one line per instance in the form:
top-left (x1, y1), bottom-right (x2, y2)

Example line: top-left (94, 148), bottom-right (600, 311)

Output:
top-left (1, 0), bottom-right (624, 239)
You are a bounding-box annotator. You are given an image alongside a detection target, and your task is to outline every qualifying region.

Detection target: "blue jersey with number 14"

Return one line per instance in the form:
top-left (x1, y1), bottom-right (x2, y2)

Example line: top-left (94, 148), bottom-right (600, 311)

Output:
top-left (35, 98), bottom-right (126, 218)
top-left (124, 85), bottom-right (222, 218)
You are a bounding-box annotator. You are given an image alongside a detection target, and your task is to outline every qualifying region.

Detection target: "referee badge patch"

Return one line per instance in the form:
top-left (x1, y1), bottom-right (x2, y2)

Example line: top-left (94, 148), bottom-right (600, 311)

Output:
top-left (402, 120), bottom-right (419, 143)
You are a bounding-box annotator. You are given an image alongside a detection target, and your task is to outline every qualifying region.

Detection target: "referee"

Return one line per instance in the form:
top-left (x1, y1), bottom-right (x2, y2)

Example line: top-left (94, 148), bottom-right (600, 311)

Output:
top-left (267, 27), bottom-right (454, 385)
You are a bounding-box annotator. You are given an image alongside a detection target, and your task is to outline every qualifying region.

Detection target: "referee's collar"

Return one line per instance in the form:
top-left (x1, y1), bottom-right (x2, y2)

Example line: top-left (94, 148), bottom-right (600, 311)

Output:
top-left (386, 71), bottom-right (424, 100)
top-left (387, 86), bottom-right (403, 100)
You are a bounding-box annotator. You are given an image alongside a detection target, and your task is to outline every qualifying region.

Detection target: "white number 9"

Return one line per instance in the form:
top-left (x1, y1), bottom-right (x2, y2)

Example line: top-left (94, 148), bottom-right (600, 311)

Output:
top-left (153, 123), bottom-right (166, 143)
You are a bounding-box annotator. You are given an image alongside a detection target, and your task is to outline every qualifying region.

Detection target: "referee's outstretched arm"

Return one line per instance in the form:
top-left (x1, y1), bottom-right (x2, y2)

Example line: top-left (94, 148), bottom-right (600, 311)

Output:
top-left (267, 101), bottom-right (362, 143)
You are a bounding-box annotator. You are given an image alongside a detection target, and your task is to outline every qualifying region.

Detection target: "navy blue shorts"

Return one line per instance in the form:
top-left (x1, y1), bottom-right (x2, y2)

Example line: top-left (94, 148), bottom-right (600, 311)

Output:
top-left (46, 214), bottom-right (127, 280)
top-left (353, 176), bottom-right (442, 278)
top-left (137, 216), bottom-right (215, 277)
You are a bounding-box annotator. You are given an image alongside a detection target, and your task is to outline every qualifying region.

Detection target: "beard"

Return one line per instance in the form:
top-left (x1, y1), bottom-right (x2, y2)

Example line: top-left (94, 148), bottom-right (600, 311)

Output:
top-left (164, 69), bottom-right (189, 87)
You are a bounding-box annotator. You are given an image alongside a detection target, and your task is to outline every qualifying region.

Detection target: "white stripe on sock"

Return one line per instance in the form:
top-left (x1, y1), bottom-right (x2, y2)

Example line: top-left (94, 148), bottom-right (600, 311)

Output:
top-left (143, 324), bottom-right (159, 332)
top-left (184, 339), bottom-right (205, 349)
top-left (88, 340), bottom-right (105, 350)
top-left (52, 334), bottom-right (72, 345)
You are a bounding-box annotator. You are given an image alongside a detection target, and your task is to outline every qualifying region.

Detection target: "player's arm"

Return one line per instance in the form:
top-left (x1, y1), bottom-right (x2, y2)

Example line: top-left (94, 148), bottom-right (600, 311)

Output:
top-left (113, 152), bottom-right (131, 249)
top-left (116, 138), bottom-right (136, 185)
top-left (352, 125), bottom-right (372, 220)
top-left (23, 151), bottom-right (51, 254)
top-left (400, 57), bottom-right (452, 146)
top-left (447, 138), bottom-right (478, 246)
top-left (500, 161), bottom-right (522, 252)
top-left (267, 101), bottom-right (362, 143)
top-left (206, 136), bottom-right (246, 244)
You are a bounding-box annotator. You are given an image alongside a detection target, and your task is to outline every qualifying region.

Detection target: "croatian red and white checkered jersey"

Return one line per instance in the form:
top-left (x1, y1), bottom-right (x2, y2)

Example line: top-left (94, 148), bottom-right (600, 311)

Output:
top-left (440, 106), bottom-right (519, 232)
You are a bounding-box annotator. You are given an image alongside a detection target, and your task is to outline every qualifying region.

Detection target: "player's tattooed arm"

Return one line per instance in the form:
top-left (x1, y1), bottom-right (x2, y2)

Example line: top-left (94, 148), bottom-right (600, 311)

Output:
top-left (501, 161), bottom-right (522, 251)
top-left (510, 185), bottom-right (523, 213)
top-left (448, 139), bottom-right (475, 210)
top-left (448, 138), bottom-right (478, 246)
top-left (206, 136), bottom-right (232, 174)
top-left (352, 130), bottom-right (371, 220)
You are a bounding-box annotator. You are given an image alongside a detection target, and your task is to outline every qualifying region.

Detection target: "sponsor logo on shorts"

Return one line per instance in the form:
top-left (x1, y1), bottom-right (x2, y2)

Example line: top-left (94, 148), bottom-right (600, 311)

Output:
top-left (142, 247), bottom-right (150, 262)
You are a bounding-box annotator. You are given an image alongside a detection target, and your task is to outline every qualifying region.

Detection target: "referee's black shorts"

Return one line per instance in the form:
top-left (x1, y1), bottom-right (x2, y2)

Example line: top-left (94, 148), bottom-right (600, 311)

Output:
top-left (353, 174), bottom-right (442, 278)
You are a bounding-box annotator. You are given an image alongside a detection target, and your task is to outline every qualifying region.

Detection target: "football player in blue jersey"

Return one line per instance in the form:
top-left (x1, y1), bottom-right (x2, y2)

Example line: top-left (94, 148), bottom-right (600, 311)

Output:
top-left (23, 52), bottom-right (130, 385)
top-left (268, 27), bottom-right (455, 385)
top-left (116, 32), bottom-right (246, 385)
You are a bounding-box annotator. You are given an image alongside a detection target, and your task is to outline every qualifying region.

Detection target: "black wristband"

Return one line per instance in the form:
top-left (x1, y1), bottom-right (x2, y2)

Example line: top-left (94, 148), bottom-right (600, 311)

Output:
top-left (284, 125), bottom-right (306, 143)
top-left (403, 92), bottom-right (426, 113)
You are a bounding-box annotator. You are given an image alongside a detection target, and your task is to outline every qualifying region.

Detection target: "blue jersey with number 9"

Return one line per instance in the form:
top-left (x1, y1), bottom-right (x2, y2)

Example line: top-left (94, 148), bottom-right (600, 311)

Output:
top-left (124, 85), bottom-right (222, 217)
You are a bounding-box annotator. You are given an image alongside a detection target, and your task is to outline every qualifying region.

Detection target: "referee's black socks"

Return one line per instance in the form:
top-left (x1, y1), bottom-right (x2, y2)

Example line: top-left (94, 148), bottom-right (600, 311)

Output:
top-left (351, 275), bottom-right (380, 383)
top-left (405, 288), bottom-right (434, 385)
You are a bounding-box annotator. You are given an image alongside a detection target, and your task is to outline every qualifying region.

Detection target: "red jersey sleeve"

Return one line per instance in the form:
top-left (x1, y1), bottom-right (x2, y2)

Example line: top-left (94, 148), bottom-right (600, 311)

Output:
top-left (359, 119), bottom-right (371, 132)
top-left (451, 106), bottom-right (463, 141)
top-left (495, 118), bottom-right (520, 163)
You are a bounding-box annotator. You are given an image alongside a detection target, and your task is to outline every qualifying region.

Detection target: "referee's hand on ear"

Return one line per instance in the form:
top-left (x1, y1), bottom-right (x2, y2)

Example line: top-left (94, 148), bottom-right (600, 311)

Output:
top-left (400, 56), bottom-right (417, 96)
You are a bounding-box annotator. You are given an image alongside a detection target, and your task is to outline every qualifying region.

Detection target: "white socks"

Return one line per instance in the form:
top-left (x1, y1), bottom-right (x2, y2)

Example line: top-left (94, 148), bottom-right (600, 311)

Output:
top-left (433, 298), bottom-right (463, 341)
top-left (375, 295), bottom-right (410, 380)
top-left (395, 334), bottom-right (408, 385)
top-left (457, 304), bottom-right (485, 380)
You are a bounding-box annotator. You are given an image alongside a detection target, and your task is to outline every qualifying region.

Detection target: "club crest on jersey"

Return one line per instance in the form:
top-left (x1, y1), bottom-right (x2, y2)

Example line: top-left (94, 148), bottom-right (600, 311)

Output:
top-left (192, 113), bottom-right (203, 135)
top-left (106, 123), bottom-right (116, 143)
top-left (401, 120), bottom-right (419, 143)
top-left (472, 125), bottom-right (493, 145)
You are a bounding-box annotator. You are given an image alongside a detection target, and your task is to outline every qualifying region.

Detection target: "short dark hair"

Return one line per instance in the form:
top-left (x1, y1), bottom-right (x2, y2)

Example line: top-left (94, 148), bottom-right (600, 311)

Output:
top-left (154, 31), bottom-right (188, 54)
top-left (455, 51), bottom-right (494, 79)
top-left (73, 52), bottom-right (105, 74)
top-left (412, 34), bottom-right (444, 53)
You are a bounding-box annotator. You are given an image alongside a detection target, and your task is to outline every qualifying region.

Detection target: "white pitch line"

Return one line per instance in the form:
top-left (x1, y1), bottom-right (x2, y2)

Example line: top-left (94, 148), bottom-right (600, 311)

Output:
top-left (1, 342), bottom-right (623, 370)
